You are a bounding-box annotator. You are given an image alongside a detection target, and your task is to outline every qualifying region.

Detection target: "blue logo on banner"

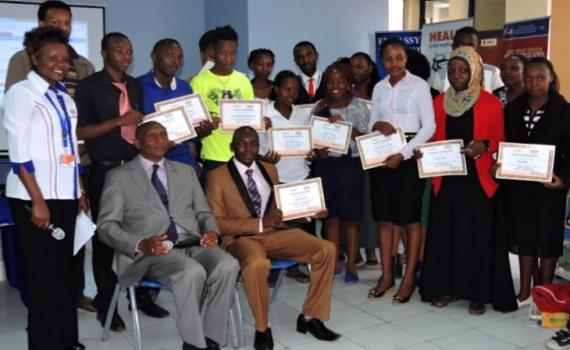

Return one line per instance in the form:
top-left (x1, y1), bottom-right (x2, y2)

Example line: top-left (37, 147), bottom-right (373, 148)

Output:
top-left (503, 17), bottom-right (550, 40)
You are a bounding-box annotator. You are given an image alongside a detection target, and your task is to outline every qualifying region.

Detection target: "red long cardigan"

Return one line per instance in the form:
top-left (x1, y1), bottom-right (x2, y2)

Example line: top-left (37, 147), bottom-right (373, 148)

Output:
top-left (431, 90), bottom-right (505, 198)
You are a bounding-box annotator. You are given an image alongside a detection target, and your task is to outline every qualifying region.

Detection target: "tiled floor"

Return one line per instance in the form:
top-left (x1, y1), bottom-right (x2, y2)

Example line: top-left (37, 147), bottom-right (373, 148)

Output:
top-left (0, 250), bottom-right (566, 350)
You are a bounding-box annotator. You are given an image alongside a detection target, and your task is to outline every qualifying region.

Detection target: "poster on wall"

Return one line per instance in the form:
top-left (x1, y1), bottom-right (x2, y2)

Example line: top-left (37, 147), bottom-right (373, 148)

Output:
top-left (420, 18), bottom-right (474, 91)
top-left (375, 30), bottom-right (421, 79)
top-left (502, 17), bottom-right (550, 59)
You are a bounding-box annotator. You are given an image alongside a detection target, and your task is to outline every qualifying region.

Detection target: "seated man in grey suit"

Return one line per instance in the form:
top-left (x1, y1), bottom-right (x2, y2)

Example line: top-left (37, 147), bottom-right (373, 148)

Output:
top-left (97, 121), bottom-right (240, 350)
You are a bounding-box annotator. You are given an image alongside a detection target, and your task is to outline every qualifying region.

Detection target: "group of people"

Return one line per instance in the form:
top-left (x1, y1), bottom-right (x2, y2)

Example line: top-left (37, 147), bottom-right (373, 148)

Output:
top-left (3, 1), bottom-right (569, 350)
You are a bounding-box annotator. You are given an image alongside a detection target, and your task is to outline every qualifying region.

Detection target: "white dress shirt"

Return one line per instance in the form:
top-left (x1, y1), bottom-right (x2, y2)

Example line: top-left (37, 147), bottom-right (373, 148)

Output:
top-left (369, 70), bottom-right (436, 160)
top-left (138, 156), bottom-right (187, 235)
top-left (261, 102), bottom-right (311, 182)
top-left (300, 70), bottom-right (322, 94)
top-left (431, 62), bottom-right (504, 93)
top-left (4, 71), bottom-right (81, 200)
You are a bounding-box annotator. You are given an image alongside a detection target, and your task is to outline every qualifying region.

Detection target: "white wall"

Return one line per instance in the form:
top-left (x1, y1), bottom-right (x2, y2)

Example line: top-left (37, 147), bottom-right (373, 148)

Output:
top-left (247, 0), bottom-right (390, 78)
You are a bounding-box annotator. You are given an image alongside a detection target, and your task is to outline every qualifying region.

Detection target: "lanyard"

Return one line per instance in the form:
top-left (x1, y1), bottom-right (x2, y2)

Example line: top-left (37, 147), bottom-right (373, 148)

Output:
top-left (45, 89), bottom-right (79, 199)
top-left (45, 90), bottom-right (73, 151)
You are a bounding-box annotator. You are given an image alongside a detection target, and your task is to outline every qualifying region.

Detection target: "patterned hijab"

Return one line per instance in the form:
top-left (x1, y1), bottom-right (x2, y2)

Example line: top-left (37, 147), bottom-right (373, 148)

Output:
top-left (443, 46), bottom-right (482, 117)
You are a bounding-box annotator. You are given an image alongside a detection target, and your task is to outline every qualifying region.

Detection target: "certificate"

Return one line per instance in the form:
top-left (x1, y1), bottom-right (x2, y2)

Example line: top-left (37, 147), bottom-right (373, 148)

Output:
top-left (142, 107), bottom-right (197, 143)
top-left (496, 142), bottom-right (555, 182)
top-left (310, 116), bottom-right (352, 154)
top-left (356, 130), bottom-right (407, 170)
top-left (219, 99), bottom-right (264, 132)
top-left (154, 93), bottom-right (212, 123)
top-left (269, 127), bottom-right (312, 158)
top-left (274, 178), bottom-right (326, 221)
top-left (417, 139), bottom-right (467, 178)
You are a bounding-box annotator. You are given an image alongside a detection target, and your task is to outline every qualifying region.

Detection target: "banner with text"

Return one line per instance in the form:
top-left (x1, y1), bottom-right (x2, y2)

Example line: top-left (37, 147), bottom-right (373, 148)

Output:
top-left (420, 18), bottom-right (474, 91)
top-left (375, 30), bottom-right (421, 79)
top-left (502, 17), bottom-right (550, 59)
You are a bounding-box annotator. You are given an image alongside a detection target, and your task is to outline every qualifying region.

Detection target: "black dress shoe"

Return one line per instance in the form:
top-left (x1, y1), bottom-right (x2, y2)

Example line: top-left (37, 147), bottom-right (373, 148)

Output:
top-left (205, 337), bottom-right (220, 350)
top-left (254, 328), bottom-right (274, 350)
top-left (97, 310), bottom-right (126, 332)
top-left (182, 342), bottom-right (206, 350)
top-left (136, 299), bottom-right (170, 318)
top-left (67, 342), bottom-right (85, 350)
top-left (296, 314), bottom-right (340, 341)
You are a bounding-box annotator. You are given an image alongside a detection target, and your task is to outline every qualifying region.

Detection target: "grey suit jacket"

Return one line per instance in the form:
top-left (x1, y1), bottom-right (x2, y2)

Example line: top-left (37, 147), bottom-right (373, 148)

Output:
top-left (97, 155), bottom-right (219, 285)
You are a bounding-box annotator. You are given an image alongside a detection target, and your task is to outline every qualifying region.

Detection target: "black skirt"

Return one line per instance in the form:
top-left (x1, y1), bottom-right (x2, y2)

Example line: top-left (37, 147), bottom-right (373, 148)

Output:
top-left (501, 183), bottom-right (566, 258)
top-left (369, 158), bottom-right (424, 225)
top-left (315, 157), bottom-right (364, 221)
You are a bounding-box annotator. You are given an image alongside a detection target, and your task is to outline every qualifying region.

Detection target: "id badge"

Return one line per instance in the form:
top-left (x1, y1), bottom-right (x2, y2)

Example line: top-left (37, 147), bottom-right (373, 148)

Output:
top-left (59, 154), bottom-right (75, 167)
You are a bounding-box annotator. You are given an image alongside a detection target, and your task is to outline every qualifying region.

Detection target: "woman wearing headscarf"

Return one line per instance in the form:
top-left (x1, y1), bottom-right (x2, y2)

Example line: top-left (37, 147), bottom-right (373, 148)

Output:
top-left (419, 46), bottom-right (517, 315)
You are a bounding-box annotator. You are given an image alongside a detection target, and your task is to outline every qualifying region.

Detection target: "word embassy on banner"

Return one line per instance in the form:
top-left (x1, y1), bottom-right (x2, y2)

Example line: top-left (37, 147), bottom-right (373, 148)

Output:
top-left (375, 30), bottom-right (421, 79)
top-left (503, 17), bottom-right (550, 59)
top-left (420, 18), bottom-right (474, 91)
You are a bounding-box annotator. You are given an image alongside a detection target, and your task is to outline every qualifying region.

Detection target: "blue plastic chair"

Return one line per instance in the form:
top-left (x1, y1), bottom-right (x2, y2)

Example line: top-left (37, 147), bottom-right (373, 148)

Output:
top-left (269, 259), bottom-right (299, 303)
top-left (102, 279), bottom-right (244, 349)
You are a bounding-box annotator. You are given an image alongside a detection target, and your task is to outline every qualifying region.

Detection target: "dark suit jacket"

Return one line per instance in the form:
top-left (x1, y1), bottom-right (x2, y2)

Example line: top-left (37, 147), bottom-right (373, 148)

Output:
top-left (503, 90), bottom-right (570, 196)
top-left (205, 159), bottom-right (288, 246)
top-left (294, 76), bottom-right (326, 104)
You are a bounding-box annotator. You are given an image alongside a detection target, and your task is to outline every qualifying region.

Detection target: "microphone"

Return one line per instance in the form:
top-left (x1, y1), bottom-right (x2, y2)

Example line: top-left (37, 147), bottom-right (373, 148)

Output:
top-left (24, 205), bottom-right (65, 240)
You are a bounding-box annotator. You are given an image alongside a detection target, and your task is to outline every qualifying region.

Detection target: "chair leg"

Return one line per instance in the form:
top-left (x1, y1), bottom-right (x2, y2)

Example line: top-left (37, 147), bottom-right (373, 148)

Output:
top-left (229, 287), bottom-right (244, 348)
top-left (128, 286), bottom-right (143, 350)
top-left (228, 303), bottom-right (239, 349)
top-left (271, 268), bottom-right (287, 304)
top-left (101, 284), bottom-right (121, 341)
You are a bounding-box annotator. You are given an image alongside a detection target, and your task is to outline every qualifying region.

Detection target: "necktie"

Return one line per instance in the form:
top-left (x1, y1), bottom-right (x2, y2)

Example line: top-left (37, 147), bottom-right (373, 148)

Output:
top-left (308, 78), bottom-right (315, 98)
top-left (112, 82), bottom-right (136, 144)
top-left (151, 164), bottom-right (178, 242)
top-left (245, 169), bottom-right (262, 217)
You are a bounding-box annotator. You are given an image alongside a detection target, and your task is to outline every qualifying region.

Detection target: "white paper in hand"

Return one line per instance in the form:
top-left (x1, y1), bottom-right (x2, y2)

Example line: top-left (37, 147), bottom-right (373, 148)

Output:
top-left (74, 211), bottom-right (96, 256)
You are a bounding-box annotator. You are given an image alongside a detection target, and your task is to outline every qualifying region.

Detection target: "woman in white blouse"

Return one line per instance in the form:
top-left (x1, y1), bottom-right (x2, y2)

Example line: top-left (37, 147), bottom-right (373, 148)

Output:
top-left (367, 38), bottom-right (435, 304)
top-left (3, 27), bottom-right (87, 350)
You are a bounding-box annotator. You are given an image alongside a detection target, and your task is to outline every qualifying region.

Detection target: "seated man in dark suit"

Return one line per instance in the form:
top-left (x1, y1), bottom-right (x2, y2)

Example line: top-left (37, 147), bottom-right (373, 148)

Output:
top-left (205, 126), bottom-right (340, 350)
top-left (97, 121), bottom-right (240, 350)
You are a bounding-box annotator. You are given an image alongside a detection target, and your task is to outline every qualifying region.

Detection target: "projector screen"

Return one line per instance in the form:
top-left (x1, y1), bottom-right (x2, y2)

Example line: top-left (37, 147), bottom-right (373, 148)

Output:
top-left (0, 1), bottom-right (105, 153)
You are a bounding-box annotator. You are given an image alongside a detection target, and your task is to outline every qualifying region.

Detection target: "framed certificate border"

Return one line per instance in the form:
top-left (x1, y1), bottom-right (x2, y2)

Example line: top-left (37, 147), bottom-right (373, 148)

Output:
top-left (274, 178), bottom-right (326, 221)
top-left (356, 129), bottom-right (406, 170)
top-left (417, 139), bottom-right (467, 178)
top-left (268, 126), bottom-right (312, 158)
top-left (309, 116), bottom-right (352, 154)
top-left (154, 93), bottom-right (212, 123)
top-left (142, 107), bottom-right (197, 143)
top-left (496, 142), bottom-right (555, 182)
top-left (219, 99), bottom-right (265, 132)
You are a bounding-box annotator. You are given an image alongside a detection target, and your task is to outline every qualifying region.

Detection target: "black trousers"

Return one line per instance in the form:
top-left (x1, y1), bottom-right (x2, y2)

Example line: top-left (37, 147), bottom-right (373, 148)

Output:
top-left (9, 199), bottom-right (79, 350)
top-left (88, 163), bottom-right (119, 312)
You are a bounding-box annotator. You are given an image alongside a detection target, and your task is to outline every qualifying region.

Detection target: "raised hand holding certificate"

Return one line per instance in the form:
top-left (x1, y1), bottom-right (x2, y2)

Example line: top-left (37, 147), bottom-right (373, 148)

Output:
top-left (269, 127), bottom-right (312, 158)
top-left (496, 142), bottom-right (555, 182)
top-left (356, 130), bottom-right (407, 170)
top-left (274, 178), bottom-right (326, 221)
top-left (310, 116), bottom-right (352, 154)
top-left (417, 139), bottom-right (467, 178)
top-left (154, 93), bottom-right (212, 123)
top-left (219, 99), bottom-right (264, 132)
top-left (142, 107), bottom-right (197, 143)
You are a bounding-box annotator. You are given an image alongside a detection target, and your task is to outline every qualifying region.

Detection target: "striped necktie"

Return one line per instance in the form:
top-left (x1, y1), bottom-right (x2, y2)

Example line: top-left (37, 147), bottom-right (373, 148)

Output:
top-left (245, 168), bottom-right (262, 217)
